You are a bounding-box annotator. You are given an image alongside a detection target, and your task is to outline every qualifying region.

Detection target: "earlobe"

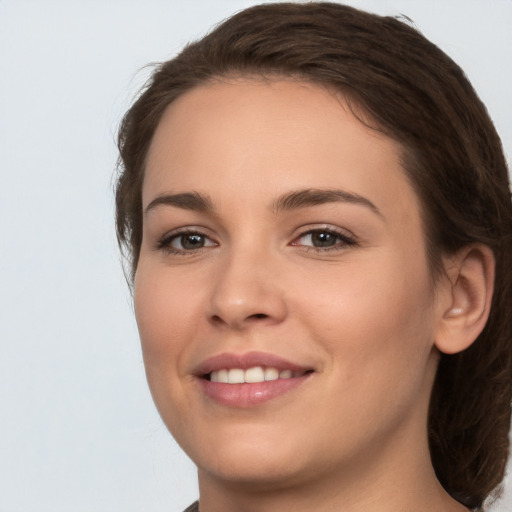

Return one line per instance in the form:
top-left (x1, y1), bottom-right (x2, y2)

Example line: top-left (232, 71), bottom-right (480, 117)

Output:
top-left (435, 244), bottom-right (495, 355)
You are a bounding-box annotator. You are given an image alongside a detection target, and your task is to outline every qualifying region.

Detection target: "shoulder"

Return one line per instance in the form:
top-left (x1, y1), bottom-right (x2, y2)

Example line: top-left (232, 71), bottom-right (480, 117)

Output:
top-left (183, 501), bottom-right (199, 512)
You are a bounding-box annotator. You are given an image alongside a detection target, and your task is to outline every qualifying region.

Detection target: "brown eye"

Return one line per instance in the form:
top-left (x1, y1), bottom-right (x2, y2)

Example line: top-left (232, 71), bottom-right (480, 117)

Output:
top-left (292, 228), bottom-right (357, 251)
top-left (176, 233), bottom-right (206, 250)
top-left (160, 230), bottom-right (218, 253)
top-left (310, 231), bottom-right (338, 247)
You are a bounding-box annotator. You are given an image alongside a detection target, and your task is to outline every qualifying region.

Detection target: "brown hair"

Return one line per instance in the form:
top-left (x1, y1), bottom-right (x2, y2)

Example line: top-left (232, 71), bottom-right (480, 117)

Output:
top-left (115, 2), bottom-right (512, 509)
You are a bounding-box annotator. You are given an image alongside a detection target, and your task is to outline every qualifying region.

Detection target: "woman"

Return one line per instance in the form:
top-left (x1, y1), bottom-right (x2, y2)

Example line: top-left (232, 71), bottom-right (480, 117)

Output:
top-left (115, 3), bottom-right (512, 511)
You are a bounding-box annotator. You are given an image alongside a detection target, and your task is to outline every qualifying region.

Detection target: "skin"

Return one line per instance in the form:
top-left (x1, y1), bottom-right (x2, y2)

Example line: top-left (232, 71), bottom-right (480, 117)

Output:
top-left (134, 79), bottom-right (474, 512)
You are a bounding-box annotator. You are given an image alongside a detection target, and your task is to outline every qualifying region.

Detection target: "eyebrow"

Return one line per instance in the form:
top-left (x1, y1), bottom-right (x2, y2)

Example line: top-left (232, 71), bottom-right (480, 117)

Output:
top-left (145, 192), bottom-right (214, 215)
top-left (144, 187), bottom-right (382, 218)
top-left (272, 188), bottom-right (383, 217)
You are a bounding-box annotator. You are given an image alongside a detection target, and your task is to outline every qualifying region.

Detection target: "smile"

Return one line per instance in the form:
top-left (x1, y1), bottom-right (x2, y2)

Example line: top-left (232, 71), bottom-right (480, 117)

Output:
top-left (195, 352), bottom-right (315, 407)
top-left (208, 367), bottom-right (309, 384)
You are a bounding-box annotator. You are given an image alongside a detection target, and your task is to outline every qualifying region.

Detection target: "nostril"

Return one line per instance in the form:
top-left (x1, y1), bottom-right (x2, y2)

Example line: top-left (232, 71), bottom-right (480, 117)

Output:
top-left (211, 315), bottom-right (224, 324)
top-left (250, 313), bottom-right (268, 320)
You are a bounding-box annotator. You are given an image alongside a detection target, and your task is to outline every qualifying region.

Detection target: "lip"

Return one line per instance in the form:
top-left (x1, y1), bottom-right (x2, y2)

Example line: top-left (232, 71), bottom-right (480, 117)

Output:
top-left (194, 351), bottom-right (314, 408)
top-left (195, 351), bottom-right (311, 375)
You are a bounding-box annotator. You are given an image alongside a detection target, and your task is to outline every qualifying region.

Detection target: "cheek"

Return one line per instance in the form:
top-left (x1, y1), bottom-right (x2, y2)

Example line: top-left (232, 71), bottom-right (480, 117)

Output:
top-left (134, 266), bottom-right (203, 377)
top-left (133, 266), bottom-right (209, 440)
top-left (300, 249), bottom-right (436, 387)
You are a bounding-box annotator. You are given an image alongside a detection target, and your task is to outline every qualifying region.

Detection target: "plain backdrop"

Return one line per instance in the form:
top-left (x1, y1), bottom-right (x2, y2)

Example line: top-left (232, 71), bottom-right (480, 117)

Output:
top-left (0, 1), bottom-right (510, 511)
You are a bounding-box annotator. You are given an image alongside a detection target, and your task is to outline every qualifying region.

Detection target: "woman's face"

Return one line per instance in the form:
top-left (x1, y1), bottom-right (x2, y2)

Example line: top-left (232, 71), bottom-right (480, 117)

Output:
top-left (135, 79), bottom-right (444, 488)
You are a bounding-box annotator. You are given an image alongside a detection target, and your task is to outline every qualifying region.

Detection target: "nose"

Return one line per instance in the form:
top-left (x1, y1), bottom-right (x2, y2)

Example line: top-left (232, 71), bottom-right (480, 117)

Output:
top-left (206, 249), bottom-right (288, 330)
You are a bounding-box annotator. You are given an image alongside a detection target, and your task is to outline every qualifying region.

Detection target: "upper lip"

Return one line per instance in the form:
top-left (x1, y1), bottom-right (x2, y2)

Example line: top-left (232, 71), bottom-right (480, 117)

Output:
top-left (194, 351), bottom-right (313, 377)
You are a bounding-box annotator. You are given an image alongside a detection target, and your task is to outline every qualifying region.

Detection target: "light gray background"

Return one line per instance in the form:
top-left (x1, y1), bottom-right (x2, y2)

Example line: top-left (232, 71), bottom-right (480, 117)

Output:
top-left (0, 1), bottom-right (510, 511)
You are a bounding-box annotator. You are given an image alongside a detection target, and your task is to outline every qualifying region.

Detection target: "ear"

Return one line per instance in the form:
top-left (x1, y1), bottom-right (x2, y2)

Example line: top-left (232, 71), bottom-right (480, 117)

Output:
top-left (434, 244), bottom-right (495, 355)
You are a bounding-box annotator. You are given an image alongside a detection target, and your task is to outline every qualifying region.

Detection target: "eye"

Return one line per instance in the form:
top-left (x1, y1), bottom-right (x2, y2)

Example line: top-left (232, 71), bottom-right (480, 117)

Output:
top-left (291, 228), bottom-right (357, 251)
top-left (157, 230), bottom-right (217, 254)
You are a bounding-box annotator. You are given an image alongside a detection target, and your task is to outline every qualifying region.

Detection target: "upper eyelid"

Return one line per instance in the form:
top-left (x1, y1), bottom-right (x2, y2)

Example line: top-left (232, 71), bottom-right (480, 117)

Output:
top-left (160, 226), bottom-right (216, 240)
top-left (156, 227), bottom-right (218, 251)
top-left (289, 225), bottom-right (360, 253)
top-left (160, 224), bottom-right (354, 237)
top-left (292, 224), bottom-right (357, 239)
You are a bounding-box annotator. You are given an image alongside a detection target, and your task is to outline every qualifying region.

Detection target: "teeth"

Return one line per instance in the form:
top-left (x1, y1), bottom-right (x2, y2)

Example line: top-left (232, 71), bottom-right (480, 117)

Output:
top-left (264, 367), bottom-right (279, 381)
top-left (209, 366), bottom-right (303, 384)
top-left (245, 366), bottom-right (265, 383)
top-left (228, 368), bottom-right (245, 384)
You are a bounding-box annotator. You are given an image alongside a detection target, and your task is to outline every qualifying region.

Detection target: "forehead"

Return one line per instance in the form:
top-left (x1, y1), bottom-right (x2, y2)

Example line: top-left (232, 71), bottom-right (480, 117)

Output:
top-left (143, 78), bottom-right (419, 222)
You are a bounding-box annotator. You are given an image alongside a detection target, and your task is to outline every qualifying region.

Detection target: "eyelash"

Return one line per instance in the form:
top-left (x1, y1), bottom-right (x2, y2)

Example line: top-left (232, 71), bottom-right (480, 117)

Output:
top-left (156, 229), bottom-right (217, 255)
top-left (156, 226), bottom-right (358, 255)
top-left (291, 227), bottom-right (358, 252)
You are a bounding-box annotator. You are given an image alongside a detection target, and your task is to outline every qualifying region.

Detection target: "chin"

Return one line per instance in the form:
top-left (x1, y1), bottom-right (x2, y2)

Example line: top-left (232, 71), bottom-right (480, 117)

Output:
top-left (197, 453), bottom-right (312, 492)
top-left (179, 421), bottom-right (315, 488)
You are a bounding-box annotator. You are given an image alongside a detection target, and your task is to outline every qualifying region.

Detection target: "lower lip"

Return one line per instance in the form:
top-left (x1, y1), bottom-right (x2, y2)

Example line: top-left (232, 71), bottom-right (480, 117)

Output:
top-left (199, 374), bottom-right (311, 408)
